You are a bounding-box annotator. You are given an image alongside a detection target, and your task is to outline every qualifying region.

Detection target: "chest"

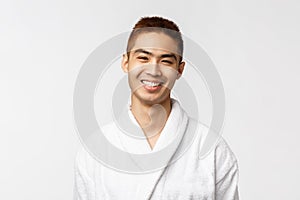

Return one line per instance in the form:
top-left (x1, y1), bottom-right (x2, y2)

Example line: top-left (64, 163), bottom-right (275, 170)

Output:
top-left (151, 154), bottom-right (215, 199)
top-left (98, 152), bottom-right (216, 200)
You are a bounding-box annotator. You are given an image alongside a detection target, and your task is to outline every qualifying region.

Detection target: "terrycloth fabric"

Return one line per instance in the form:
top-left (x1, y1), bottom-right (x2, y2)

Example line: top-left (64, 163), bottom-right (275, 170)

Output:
top-left (74, 99), bottom-right (239, 200)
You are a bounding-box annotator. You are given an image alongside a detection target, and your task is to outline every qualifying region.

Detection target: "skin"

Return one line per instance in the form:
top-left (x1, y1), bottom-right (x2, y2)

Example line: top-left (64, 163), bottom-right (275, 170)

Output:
top-left (121, 32), bottom-right (185, 149)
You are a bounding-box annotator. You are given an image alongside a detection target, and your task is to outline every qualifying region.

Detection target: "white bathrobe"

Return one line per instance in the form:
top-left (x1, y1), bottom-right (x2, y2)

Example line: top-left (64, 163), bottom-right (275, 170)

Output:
top-left (74, 99), bottom-right (239, 200)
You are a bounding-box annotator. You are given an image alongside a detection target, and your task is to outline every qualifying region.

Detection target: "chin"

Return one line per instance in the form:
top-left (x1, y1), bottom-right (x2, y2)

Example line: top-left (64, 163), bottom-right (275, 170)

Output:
top-left (134, 93), bottom-right (170, 106)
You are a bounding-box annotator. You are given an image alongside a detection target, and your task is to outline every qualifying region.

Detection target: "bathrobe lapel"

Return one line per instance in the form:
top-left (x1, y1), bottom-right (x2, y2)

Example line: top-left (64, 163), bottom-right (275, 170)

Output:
top-left (112, 99), bottom-right (190, 199)
top-left (99, 99), bottom-right (189, 199)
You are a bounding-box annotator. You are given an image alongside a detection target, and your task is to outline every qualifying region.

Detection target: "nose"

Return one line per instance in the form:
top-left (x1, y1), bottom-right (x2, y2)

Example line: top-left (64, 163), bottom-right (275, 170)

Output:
top-left (146, 61), bottom-right (162, 77)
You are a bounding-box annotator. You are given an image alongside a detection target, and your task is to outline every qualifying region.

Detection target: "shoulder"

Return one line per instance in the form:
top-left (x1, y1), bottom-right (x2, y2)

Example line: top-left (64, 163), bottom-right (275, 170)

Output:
top-left (213, 137), bottom-right (239, 185)
top-left (189, 118), bottom-right (238, 164)
top-left (215, 137), bottom-right (238, 163)
top-left (74, 144), bottom-right (102, 178)
top-left (75, 145), bottom-right (93, 169)
top-left (188, 118), bottom-right (239, 179)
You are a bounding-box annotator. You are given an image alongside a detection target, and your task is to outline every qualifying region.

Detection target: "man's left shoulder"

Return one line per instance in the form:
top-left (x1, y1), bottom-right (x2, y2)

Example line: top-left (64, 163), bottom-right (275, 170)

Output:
top-left (188, 118), bottom-right (238, 166)
top-left (214, 137), bottom-right (238, 163)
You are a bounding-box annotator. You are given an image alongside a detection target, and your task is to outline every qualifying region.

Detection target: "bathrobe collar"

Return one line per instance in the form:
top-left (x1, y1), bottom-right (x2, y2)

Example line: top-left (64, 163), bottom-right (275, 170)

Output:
top-left (117, 98), bottom-right (188, 154)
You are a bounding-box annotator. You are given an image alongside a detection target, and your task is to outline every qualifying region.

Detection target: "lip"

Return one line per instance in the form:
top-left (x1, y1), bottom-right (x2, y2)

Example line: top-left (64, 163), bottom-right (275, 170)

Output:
top-left (140, 79), bottom-right (163, 92)
top-left (140, 79), bottom-right (164, 85)
top-left (143, 84), bottom-right (162, 92)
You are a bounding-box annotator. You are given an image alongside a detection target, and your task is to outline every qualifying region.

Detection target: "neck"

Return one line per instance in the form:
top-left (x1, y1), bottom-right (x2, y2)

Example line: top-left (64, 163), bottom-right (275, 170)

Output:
top-left (130, 96), bottom-right (172, 149)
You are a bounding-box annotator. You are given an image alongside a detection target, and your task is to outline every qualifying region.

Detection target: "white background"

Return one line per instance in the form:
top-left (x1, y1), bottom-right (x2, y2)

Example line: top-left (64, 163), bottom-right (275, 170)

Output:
top-left (1, 0), bottom-right (299, 199)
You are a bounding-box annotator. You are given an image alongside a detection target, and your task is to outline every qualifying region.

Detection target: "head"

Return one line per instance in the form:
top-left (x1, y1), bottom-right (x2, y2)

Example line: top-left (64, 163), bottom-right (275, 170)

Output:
top-left (122, 16), bottom-right (185, 106)
top-left (126, 16), bottom-right (184, 62)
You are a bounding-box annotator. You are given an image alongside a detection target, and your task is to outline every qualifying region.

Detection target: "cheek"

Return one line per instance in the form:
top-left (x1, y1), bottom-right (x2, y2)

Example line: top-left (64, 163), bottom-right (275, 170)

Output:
top-left (128, 73), bottom-right (138, 85)
top-left (127, 62), bottom-right (145, 75)
top-left (127, 71), bottom-right (143, 92)
top-left (128, 66), bottom-right (142, 79)
top-left (162, 68), bottom-right (178, 85)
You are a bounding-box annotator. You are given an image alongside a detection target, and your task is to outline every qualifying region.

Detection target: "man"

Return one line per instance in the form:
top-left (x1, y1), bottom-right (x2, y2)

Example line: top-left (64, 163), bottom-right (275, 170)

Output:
top-left (74, 16), bottom-right (239, 200)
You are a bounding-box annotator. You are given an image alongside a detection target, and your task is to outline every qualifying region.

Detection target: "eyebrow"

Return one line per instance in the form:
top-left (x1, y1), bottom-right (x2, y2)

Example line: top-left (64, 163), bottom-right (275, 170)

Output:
top-left (133, 49), bottom-right (177, 61)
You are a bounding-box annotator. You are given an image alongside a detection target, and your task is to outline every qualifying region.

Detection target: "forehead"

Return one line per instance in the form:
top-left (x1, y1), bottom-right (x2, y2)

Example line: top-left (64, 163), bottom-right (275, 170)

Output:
top-left (131, 32), bottom-right (180, 55)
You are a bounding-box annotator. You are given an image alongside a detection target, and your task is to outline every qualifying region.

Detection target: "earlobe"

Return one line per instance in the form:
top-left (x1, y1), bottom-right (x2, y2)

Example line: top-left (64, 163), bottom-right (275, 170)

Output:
top-left (176, 61), bottom-right (185, 79)
top-left (121, 54), bottom-right (129, 73)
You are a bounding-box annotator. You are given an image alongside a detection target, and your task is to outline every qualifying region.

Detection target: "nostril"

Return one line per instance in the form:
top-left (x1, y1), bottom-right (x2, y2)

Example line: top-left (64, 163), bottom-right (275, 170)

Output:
top-left (146, 65), bottom-right (162, 76)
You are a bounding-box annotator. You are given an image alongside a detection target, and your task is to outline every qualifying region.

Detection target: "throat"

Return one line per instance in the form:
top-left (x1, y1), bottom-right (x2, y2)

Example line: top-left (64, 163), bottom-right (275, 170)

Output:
top-left (130, 96), bottom-right (172, 148)
top-left (146, 131), bottom-right (162, 150)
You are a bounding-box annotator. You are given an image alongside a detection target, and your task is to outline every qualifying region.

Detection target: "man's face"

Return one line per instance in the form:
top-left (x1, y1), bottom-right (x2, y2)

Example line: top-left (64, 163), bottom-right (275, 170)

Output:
top-left (122, 32), bottom-right (185, 105)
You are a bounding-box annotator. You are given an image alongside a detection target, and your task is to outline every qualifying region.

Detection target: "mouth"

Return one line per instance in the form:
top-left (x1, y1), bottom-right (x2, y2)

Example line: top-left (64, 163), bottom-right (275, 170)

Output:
top-left (141, 80), bottom-right (162, 87)
top-left (140, 80), bottom-right (163, 92)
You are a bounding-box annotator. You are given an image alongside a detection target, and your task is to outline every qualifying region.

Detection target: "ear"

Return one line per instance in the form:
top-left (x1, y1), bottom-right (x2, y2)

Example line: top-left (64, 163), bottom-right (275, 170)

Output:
top-left (121, 53), bottom-right (129, 73)
top-left (176, 61), bottom-right (185, 79)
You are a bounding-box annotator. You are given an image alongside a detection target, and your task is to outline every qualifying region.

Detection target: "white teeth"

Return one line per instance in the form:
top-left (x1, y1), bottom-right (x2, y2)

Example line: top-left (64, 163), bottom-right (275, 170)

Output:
top-left (142, 80), bottom-right (160, 87)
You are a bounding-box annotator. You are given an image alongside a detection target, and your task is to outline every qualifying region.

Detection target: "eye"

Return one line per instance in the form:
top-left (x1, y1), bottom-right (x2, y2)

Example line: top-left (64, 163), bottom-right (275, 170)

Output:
top-left (137, 56), bottom-right (149, 61)
top-left (161, 60), bottom-right (174, 65)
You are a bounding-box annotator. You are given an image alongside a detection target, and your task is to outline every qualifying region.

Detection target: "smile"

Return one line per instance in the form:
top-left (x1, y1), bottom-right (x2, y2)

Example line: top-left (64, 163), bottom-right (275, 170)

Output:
top-left (141, 80), bottom-right (162, 87)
